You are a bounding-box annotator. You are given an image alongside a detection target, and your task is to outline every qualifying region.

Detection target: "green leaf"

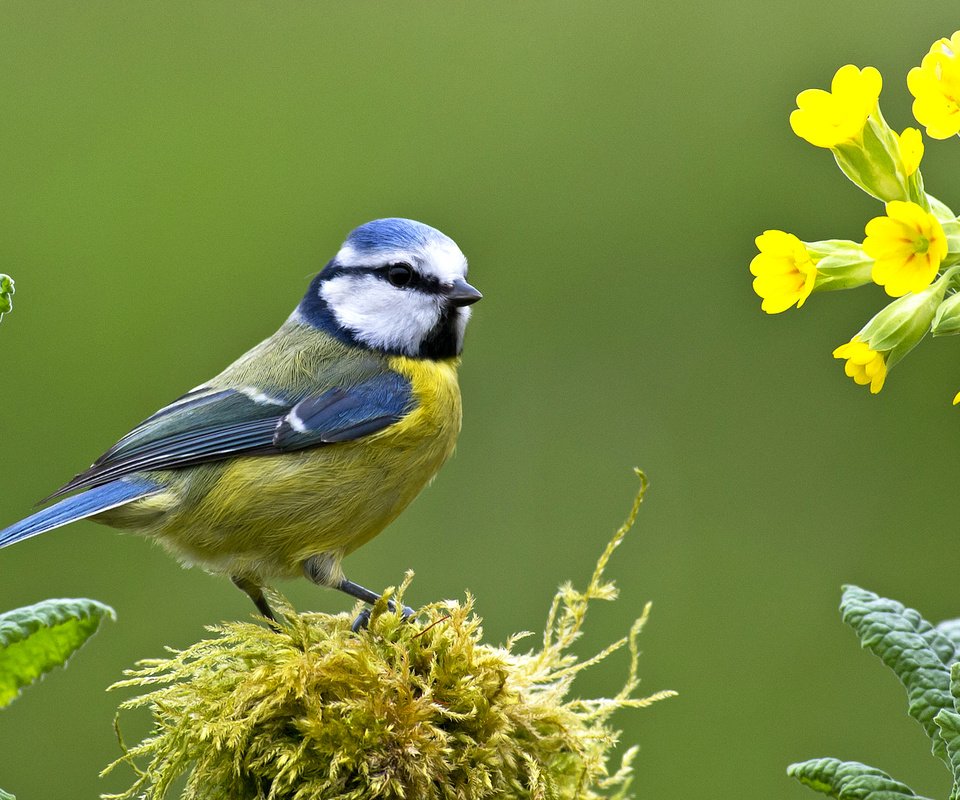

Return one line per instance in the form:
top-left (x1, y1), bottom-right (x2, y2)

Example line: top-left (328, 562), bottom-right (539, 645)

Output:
top-left (841, 586), bottom-right (954, 763)
top-left (0, 598), bottom-right (115, 708)
top-left (937, 619), bottom-right (960, 662)
top-left (0, 273), bottom-right (13, 321)
top-left (0, 787), bottom-right (15, 800)
top-left (935, 708), bottom-right (960, 799)
top-left (787, 757), bottom-right (931, 799)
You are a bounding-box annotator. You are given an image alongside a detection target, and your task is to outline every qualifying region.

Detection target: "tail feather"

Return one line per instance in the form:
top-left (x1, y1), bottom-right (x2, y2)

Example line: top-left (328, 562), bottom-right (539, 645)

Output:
top-left (0, 478), bottom-right (161, 548)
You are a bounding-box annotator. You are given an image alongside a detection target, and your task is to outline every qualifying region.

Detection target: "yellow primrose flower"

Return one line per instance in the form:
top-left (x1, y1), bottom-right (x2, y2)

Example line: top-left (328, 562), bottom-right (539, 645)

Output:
top-left (749, 230), bottom-right (818, 313)
top-left (790, 65), bottom-right (882, 148)
top-left (895, 127), bottom-right (924, 176)
top-left (908, 32), bottom-right (960, 139)
top-left (833, 338), bottom-right (887, 394)
top-left (863, 200), bottom-right (947, 297)
top-left (832, 277), bottom-right (950, 394)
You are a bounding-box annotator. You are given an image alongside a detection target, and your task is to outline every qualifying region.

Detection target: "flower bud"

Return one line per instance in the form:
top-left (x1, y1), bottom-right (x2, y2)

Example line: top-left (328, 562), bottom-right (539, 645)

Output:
top-left (858, 275), bottom-right (949, 366)
top-left (932, 291), bottom-right (960, 336)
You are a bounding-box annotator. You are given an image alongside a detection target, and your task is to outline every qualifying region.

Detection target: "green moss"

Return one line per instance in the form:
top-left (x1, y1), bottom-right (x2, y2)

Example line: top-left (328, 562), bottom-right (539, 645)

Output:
top-left (104, 472), bottom-right (673, 800)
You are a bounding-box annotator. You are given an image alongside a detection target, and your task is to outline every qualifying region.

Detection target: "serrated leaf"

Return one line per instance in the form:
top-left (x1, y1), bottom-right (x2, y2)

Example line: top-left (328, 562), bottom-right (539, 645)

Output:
top-left (937, 619), bottom-right (960, 663)
top-left (787, 757), bottom-right (931, 799)
top-left (0, 598), bottom-right (115, 707)
top-left (841, 586), bottom-right (954, 764)
top-left (935, 708), bottom-right (960, 799)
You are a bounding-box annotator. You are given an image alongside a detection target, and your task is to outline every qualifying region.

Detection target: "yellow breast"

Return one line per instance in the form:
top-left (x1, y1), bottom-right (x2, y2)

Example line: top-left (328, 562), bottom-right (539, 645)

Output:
top-left (383, 355), bottom-right (462, 446)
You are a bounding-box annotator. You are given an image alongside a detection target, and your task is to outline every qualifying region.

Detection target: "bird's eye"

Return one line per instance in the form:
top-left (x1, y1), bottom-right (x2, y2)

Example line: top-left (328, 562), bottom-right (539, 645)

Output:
top-left (387, 263), bottom-right (414, 288)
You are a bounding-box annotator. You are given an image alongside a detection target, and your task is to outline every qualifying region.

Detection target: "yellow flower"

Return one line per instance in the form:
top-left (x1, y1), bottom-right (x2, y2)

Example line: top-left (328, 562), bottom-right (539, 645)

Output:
top-left (833, 338), bottom-right (887, 394)
top-left (863, 200), bottom-right (947, 297)
top-left (908, 32), bottom-right (960, 139)
top-left (790, 65), bottom-right (883, 148)
top-left (749, 230), bottom-right (818, 313)
top-left (953, 390), bottom-right (960, 405)
top-left (895, 127), bottom-right (924, 176)
top-left (832, 263), bottom-right (950, 395)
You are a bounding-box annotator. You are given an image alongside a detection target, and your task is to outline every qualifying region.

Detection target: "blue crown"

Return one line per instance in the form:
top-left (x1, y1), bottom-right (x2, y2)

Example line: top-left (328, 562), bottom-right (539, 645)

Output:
top-left (342, 218), bottom-right (451, 256)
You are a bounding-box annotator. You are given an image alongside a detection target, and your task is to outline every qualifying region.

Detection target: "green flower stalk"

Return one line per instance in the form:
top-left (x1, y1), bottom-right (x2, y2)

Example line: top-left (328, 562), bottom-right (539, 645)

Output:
top-left (103, 472), bottom-right (674, 800)
top-left (804, 240), bottom-right (874, 292)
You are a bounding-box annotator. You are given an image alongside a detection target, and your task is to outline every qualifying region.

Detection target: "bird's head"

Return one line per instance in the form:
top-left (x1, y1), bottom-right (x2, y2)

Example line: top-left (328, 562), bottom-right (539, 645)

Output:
top-left (297, 218), bottom-right (481, 359)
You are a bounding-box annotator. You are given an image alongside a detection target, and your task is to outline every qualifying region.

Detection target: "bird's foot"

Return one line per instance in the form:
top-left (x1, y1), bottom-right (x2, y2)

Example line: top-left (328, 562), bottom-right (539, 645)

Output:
top-left (350, 608), bottom-right (371, 632)
top-left (350, 602), bottom-right (415, 632)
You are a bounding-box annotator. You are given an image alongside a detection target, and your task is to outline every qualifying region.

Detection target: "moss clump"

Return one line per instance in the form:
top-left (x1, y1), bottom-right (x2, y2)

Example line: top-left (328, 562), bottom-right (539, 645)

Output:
top-left (104, 472), bottom-right (673, 800)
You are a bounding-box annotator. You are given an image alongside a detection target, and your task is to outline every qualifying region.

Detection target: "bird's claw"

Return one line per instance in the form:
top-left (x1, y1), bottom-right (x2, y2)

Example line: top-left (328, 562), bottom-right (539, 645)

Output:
top-left (350, 608), bottom-right (372, 632)
top-left (350, 603), bottom-right (415, 632)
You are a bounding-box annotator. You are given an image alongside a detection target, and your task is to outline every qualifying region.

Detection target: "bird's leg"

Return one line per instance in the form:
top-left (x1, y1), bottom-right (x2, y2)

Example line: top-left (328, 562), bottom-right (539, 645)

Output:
top-left (231, 575), bottom-right (277, 622)
top-left (303, 554), bottom-right (414, 631)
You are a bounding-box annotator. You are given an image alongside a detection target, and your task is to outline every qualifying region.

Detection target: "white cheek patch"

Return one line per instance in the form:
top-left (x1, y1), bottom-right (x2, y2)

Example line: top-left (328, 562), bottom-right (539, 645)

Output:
top-left (321, 274), bottom-right (441, 355)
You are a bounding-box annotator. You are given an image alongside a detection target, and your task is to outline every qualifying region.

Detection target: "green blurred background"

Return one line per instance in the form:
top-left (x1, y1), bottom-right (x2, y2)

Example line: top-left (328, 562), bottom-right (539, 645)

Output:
top-left (2, 3), bottom-right (960, 797)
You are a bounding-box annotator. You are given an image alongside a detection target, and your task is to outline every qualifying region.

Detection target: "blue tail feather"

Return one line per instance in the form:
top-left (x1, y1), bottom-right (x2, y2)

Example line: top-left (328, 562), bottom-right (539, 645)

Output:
top-left (0, 478), bottom-right (161, 548)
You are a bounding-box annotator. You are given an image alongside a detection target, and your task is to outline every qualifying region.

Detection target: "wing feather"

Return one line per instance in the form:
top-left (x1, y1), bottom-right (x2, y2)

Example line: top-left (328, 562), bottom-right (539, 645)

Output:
top-left (44, 371), bottom-right (415, 502)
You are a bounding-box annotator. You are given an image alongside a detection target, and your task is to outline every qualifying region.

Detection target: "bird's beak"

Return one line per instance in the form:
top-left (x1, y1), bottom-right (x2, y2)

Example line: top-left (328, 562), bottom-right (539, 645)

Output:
top-left (445, 278), bottom-right (483, 307)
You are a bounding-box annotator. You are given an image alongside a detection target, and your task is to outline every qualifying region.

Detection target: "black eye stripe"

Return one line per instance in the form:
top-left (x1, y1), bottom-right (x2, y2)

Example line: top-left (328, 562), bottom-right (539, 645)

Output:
top-left (375, 264), bottom-right (440, 293)
top-left (319, 262), bottom-right (443, 293)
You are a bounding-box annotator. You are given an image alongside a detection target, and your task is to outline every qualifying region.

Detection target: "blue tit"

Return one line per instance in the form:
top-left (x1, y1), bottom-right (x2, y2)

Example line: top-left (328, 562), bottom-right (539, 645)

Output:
top-left (0, 218), bottom-right (481, 624)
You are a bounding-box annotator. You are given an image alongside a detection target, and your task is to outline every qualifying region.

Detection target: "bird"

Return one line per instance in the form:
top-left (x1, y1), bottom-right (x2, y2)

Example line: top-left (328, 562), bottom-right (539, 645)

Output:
top-left (0, 218), bottom-right (481, 626)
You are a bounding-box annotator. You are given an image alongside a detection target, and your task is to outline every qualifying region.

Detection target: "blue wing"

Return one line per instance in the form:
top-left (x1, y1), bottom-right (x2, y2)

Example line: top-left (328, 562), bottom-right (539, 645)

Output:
top-left (44, 372), bottom-right (415, 501)
top-left (0, 478), bottom-right (161, 548)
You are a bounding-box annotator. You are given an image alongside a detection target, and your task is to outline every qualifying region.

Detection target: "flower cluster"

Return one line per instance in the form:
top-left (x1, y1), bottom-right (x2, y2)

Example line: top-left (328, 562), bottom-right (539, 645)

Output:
top-left (750, 34), bottom-right (960, 400)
